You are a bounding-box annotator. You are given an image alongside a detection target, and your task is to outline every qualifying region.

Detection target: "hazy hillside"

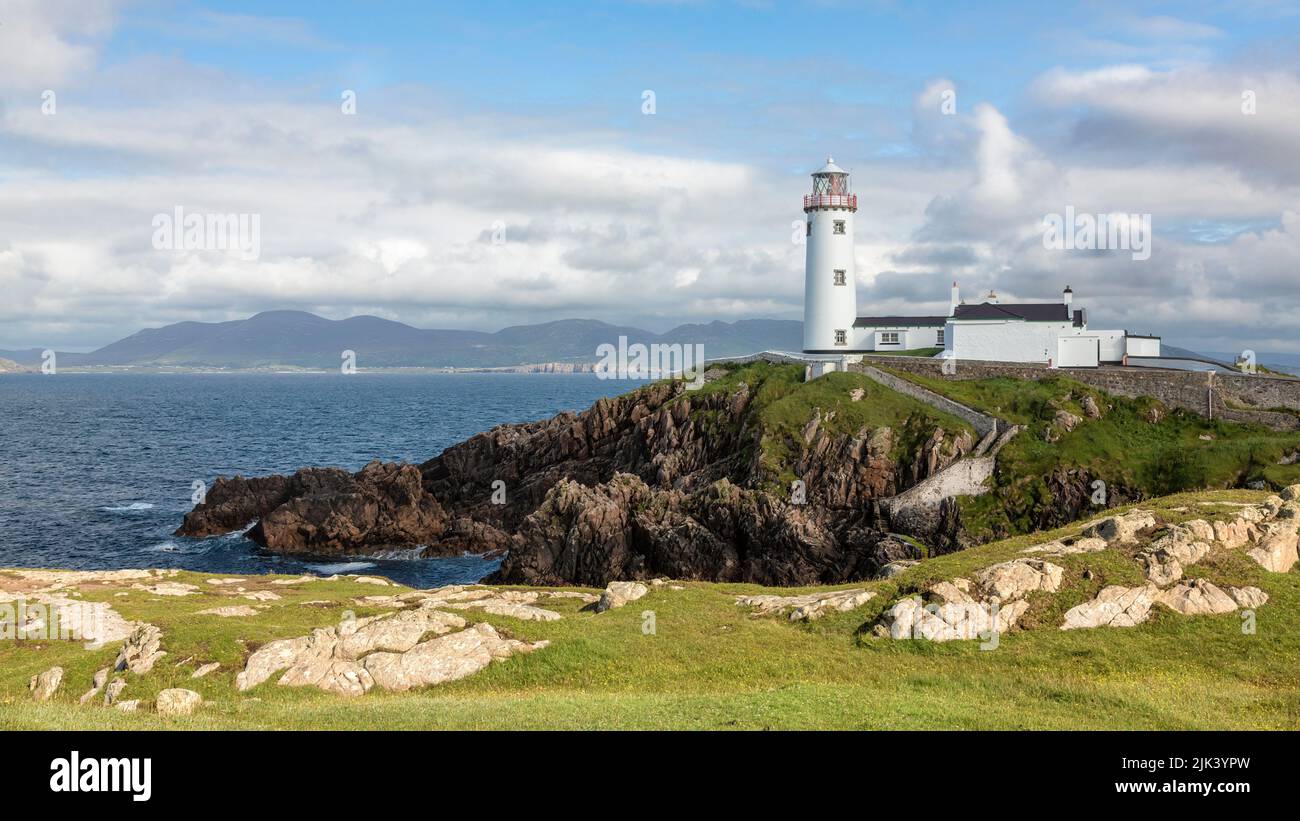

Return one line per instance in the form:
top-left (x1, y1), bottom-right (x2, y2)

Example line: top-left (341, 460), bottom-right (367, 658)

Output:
top-left (0, 312), bottom-right (804, 369)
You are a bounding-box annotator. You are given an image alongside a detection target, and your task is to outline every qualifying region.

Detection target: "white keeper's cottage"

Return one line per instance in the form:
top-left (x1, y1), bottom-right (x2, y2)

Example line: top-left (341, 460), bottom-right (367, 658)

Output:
top-left (800, 157), bottom-right (1160, 367)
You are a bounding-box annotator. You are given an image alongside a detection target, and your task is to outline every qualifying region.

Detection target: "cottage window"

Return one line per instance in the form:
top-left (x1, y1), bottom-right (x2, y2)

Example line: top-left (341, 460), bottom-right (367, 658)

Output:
top-left (937, 329), bottom-right (945, 345)
top-left (880, 331), bottom-right (900, 345)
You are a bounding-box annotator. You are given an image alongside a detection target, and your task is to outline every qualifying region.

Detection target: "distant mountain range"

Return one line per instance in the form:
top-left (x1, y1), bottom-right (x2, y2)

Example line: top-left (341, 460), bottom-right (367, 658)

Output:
top-left (5, 312), bottom-right (1294, 374)
top-left (0, 311), bottom-right (804, 369)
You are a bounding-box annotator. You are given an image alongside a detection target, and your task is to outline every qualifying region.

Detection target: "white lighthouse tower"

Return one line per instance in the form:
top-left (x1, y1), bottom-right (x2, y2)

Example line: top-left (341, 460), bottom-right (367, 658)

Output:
top-left (802, 157), bottom-right (858, 352)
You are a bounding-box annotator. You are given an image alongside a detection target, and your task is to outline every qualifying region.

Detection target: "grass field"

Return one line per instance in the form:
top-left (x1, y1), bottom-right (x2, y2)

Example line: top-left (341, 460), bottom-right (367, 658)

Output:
top-left (3, 489), bottom-right (1297, 730)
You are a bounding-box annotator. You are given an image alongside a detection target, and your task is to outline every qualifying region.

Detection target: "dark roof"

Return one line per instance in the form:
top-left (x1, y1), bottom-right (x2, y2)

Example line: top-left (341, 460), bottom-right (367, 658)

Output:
top-left (852, 315), bottom-right (948, 328)
top-left (952, 302), bottom-right (1071, 322)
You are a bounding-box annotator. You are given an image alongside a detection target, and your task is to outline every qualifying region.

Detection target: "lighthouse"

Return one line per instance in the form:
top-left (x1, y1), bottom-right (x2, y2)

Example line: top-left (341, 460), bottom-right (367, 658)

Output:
top-left (802, 157), bottom-right (858, 352)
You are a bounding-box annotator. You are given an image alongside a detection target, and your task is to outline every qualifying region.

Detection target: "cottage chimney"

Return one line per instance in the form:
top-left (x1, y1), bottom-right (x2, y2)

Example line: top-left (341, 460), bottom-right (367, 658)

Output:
top-left (949, 281), bottom-right (959, 316)
top-left (1063, 285), bottom-right (1073, 308)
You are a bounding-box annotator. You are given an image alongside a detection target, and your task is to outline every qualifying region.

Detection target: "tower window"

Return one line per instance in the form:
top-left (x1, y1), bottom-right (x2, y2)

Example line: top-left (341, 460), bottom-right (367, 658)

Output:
top-left (833, 220), bottom-right (846, 235)
top-left (834, 329), bottom-right (847, 346)
top-left (833, 269), bottom-right (846, 286)
top-left (805, 221), bottom-right (811, 237)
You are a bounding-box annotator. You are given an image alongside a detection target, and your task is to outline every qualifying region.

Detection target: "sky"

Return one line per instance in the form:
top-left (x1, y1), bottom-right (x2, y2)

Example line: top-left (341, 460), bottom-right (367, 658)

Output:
top-left (1, 0), bottom-right (1299, 353)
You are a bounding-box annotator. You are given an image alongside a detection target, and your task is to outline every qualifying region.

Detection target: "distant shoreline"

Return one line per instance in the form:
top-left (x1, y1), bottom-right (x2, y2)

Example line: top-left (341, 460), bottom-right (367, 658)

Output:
top-left (0, 363), bottom-right (602, 375)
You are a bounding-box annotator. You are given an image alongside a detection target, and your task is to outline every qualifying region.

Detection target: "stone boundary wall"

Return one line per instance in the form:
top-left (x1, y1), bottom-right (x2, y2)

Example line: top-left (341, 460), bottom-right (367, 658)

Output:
top-left (859, 355), bottom-right (1300, 428)
top-left (854, 365), bottom-right (999, 437)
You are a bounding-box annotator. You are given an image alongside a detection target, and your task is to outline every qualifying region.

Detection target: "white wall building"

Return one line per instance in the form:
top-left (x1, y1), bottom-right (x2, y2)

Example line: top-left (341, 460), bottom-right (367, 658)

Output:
top-left (800, 159), bottom-right (1160, 366)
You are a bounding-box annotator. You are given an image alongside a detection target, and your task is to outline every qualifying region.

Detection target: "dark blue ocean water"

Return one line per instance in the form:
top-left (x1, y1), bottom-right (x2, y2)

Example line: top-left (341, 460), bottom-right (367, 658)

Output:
top-left (0, 373), bottom-right (629, 587)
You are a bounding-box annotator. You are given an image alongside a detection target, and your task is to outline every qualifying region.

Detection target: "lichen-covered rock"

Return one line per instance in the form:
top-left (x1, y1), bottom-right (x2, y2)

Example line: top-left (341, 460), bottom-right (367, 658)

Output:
top-left (197, 605), bottom-right (260, 617)
top-left (1213, 518), bottom-right (1257, 549)
top-left (103, 678), bottom-right (127, 706)
top-left (1053, 410), bottom-right (1082, 433)
top-left (735, 588), bottom-right (876, 621)
top-left (1141, 531), bottom-right (1212, 586)
top-left (191, 662), bottom-right (220, 679)
top-left (444, 598), bottom-right (562, 621)
top-left (880, 594), bottom-right (1027, 642)
top-left (1061, 585), bottom-right (1157, 629)
top-left (596, 581), bottom-right (649, 612)
top-left (155, 688), bottom-right (202, 716)
top-left (115, 624), bottom-right (165, 674)
top-left (1084, 510), bottom-right (1157, 544)
top-left (875, 568), bottom-right (1042, 643)
top-left (237, 608), bottom-right (469, 693)
top-left (29, 667), bottom-right (63, 702)
top-left (131, 581), bottom-right (200, 597)
top-left (79, 668), bottom-right (109, 705)
top-left (974, 559), bottom-right (1063, 601)
top-left (1228, 586), bottom-right (1269, 609)
top-left (362, 623), bottom-right (547, 692)
top-left (1180, 519), bottom-right (1216, 543)
top-left (1247, 523), bottom-right (1299, 572)
top-left (1022, 537), bottom-right (1107, 556)
top-left (1155, 579), bottom-right (1239, 615)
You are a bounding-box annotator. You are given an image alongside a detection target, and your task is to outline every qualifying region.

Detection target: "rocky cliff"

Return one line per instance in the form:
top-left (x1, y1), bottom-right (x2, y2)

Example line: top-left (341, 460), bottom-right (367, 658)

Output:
top-left (177, 363), bottom-right (976, 585)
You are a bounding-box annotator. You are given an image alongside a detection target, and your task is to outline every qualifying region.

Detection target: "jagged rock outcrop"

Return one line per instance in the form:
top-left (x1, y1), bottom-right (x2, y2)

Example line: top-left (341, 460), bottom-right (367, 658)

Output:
top-left (178, 369), bottom-right (975, 586)
top-left (115, 624), bottom-right (165, 674)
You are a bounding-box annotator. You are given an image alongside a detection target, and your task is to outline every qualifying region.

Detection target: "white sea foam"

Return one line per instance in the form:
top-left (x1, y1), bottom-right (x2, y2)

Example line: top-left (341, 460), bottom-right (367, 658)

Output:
top-left (102, 502), bottom-right (154, 512)
top-left (306, 561), bottom-right (376, 574)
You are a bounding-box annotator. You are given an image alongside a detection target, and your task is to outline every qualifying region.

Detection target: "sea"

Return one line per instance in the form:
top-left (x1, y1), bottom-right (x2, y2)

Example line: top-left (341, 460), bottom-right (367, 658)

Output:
top-left (0, 372), bottom-right (630, 587)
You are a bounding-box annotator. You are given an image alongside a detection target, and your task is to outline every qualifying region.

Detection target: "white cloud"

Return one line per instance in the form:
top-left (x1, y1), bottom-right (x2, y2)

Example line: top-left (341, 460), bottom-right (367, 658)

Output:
top-left (0, 0), bottom-right (121, 91)
top-left (2, 5), bottom-right (1300, 359)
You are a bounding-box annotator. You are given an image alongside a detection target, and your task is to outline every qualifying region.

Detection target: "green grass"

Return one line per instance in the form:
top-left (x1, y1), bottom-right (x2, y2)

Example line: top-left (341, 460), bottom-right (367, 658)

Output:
top-left (877, 368), bottom-right (1300, 540)
top-left (3, 489), bottom-right (1299, 730)
top-left (684, 362), bottom-right (975, 490)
